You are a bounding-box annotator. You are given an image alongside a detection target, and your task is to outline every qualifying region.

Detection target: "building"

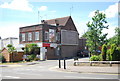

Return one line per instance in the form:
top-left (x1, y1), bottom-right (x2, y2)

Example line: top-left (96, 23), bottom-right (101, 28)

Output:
top-left (1, 47), bottom-right (24, 62)
top-left (0, 37), bottom-right (19, 50)
top-left (0, 37), bottom-right (2, 50)
top-left (19, 16), bottom-right (79, 60)
top-left (78, 37), bottom-right (87, 51)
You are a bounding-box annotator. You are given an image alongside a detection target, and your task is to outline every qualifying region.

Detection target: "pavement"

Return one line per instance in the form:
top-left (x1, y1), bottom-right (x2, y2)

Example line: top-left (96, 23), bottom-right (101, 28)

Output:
top-left (51, 58), bottom-right (120, 74)
top-left (0, 57), bottom-right (119, 74)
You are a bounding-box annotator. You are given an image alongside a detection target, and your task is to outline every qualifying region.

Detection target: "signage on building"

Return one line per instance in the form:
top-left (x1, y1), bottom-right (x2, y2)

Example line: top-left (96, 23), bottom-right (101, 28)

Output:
top-left (43, 43), bottom-right (50, 47)
top-left (49, 29), bottom-right (56, 42)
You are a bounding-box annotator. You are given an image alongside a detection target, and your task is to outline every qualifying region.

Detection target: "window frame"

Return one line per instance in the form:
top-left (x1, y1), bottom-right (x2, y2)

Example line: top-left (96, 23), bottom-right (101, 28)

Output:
top-left (44, 31), bottom-right (49, 41)
top-left (35, 31), bottom-right (39, 41)
top-left (28, 32), bottom-right (32, 41)
top-left (22, 33), bottom-right (25, 41)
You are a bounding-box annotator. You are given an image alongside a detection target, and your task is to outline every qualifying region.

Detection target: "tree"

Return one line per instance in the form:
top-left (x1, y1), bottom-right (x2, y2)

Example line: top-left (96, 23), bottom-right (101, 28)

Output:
top-left (24, 43), bottom-right (40, 55)
top-left (115, 27), bottom-right (120, 46)
top-left (7, 44), bottom-right (16, 62)
top-left (86, 10), bottom-right (109, 55)
top-left (107, 27), bottom-right (120, 46)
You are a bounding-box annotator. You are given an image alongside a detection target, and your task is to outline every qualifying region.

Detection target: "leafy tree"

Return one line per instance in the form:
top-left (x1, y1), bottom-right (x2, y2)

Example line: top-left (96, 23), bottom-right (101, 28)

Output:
top-left (115, 27), bottom-right (120, 46)
top-left (7, 44), bottom-right (16, 54)
top-left (86, 10), bottom-right (108, 55)
top-left (108, 27), bottom-right (120, 46)
top-left (7, 44), bottom-right (16, 62)
top-left (24, 43), bottom-right (40, 55)
top-left (110, 44), bottom-right (120, 61)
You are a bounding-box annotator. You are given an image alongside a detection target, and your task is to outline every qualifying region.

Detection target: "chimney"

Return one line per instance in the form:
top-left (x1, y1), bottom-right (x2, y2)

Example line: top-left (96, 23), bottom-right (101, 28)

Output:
top-left (55, 19), bottom-right (59, 26)
top-left (41, 20), bottom-right (45, 24)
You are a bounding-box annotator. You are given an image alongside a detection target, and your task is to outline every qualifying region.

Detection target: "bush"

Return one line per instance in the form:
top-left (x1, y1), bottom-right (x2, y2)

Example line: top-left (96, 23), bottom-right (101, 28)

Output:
top-left (90, 55), bottom-right (102, 61)
top-left (101, 44), bottom-right (107, 61)
top-left (0, 54), bottom-right (6, 63)
top-left (116, 47), bottom-right (120, 61)
top-left (27, 54), bottom-right (36, 61)
top-left (34, 58), bottom-right (40, 61)
top-left (106, 49), bottom-right (112, 61)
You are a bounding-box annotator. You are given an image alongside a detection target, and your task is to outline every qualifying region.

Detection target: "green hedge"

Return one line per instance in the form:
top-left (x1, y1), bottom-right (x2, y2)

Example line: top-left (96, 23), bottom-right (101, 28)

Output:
top-left (90, 55), bottom-right (102, 61)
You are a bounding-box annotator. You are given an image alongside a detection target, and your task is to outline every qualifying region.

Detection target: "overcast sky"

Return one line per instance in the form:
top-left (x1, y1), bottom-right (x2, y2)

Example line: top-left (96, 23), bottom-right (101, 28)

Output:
top-left (0, 0), bottom-right (119, 39)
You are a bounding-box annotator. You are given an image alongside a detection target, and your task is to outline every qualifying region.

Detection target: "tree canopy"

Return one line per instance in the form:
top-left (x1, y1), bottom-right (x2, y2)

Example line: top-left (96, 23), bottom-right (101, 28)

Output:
top-left (86, 10), bottom-right (109, 54)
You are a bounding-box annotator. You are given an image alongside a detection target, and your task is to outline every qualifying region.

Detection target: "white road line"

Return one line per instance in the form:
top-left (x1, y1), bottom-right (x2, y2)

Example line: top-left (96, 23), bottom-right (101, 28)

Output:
top-left (3, 76), bottom-right (20, 79)
top-left (64, 76), bottom-right (106, 79)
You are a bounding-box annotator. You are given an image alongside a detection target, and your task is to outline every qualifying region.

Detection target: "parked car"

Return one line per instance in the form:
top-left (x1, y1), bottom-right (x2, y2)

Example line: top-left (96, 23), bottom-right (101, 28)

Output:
top-left (77, 50), bottom-right (89, 57)
top-left (93, 50), bottom-right (101, 55)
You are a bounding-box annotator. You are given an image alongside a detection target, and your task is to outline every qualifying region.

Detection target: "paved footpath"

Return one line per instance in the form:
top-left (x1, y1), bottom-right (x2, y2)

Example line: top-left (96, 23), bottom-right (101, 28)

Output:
top-left (52, 58), bottom-right (120, 74)
top-left (0, 57), bottom-right (120, 74)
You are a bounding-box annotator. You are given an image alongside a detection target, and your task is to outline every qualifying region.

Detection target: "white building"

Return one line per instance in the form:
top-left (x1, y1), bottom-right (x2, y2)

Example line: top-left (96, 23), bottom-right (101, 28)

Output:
top-left (0, 37), bottom-right (2, 50)
top-left (0, 37), bottom-right (19, 50)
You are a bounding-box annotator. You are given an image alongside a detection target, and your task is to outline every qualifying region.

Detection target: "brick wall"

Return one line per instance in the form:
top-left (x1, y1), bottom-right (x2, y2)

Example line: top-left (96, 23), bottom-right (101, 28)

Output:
top-left (1, 48), bottom-right (24, 62)
top-left (2, 48), bottom-right (10, 62)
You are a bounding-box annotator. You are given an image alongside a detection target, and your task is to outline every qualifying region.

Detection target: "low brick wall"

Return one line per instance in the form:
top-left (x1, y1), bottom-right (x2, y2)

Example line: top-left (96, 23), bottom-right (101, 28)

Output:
top-left (11, 52), bottom-right (24, 62)
top-left (1, 48), bottom-right (24, 62)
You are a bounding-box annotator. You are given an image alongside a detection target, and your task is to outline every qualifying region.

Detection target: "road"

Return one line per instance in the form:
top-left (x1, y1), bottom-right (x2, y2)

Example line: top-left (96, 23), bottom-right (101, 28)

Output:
top-left (1, 59), bottom-right (119, 79)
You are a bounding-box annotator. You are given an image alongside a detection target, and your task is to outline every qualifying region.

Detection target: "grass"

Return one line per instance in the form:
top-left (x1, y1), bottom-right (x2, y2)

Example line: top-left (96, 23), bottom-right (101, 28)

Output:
top-left (0, 61), bottom-right (27, 65)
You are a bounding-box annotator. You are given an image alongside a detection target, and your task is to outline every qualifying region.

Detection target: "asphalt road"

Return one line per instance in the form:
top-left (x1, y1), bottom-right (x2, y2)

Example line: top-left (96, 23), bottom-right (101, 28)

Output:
top-left (1, 59), bottom-right (119, 79)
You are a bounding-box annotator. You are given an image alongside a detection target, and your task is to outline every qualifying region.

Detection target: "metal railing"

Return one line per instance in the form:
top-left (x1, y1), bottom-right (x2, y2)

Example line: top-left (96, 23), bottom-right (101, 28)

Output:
top-left (74, 61), bottom-right (120, 67)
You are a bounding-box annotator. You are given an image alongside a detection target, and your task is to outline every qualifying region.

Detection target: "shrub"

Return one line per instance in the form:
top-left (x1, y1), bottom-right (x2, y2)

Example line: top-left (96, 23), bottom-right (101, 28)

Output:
top-left (116, 47), bottom-right (120, 61)
top-left (27, 54), bottom-right (36, 61)
top-left (110, 44), bottom-right (119, 61)
top-left (34, 58), bottom-right (40, 61)
top-left (101, 44), bottom-right (107, 61)
top-left (106, 49), bottom-right (112, 61)
top-left (90, 55), bottom-right (102, 61)
top-left (0, 53), bottom-right (6, 63)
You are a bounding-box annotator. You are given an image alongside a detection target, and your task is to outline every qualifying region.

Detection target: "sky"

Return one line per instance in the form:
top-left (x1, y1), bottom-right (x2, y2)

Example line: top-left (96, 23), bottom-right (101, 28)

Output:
top-left (0, 0), bottom-right (119, 39)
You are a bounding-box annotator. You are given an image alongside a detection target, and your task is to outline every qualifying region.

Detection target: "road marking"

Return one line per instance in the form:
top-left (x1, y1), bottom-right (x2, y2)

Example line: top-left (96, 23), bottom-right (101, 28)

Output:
top-left (79, 72), bottom-right (120, 75)
top-left (64, 76), bottom-right (106, 79)
top-left (3, 76), bottom-right (20, 79)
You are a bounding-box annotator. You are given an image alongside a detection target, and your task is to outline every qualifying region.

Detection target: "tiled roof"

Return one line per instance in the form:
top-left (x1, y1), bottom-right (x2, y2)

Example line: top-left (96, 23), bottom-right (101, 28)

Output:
top-left (45, 16), bottom-right (71, 26)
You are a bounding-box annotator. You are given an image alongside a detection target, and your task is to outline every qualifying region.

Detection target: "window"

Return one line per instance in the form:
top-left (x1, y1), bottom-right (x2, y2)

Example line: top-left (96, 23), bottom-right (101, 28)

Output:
top-left (28, 32), bottom-right (32, 41)
top-left (49, 29), bottom-right (56, 42)
top-left (35, 32), bottom-right (39, 40)
top-left (22, 33), bottom-right (25, 41)
top-left (56, 32), bottom-right (60, 41)
top-left (45, 31), bottom-right (49, 40)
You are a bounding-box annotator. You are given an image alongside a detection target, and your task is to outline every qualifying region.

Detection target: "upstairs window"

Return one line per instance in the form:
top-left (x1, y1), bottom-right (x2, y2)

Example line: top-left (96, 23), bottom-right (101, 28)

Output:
top-left (22, 33), bottom-right (25, 41)
top-left (35, 32), bottom-right (39, 41)
top-left (56, 32), bottom-right (60, 41)
top-left (44, 31), bottom-right (49, 41)
top-left (28, 32), bottom-right (32, 41)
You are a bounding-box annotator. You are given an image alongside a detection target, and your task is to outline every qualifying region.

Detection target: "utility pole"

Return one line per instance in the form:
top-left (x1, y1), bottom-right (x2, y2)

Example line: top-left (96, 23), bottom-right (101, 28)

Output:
top-left (38, 11), bottom-right (39, 23)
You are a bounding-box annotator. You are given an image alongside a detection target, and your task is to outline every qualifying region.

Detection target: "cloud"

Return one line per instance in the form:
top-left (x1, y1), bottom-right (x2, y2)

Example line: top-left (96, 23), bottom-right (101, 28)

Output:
top-left (102, 26), bottom-right (116, 38)
top-left (105, 3), bottom-right (118, 18)
top-left (0, 0), bottom-right (33, 11)
top-left (0, 22), bottom-right (37, 39)
top-left (39, 6), bottom-right (47, 11)
top-left (88, 3), bottom-right (118, 18)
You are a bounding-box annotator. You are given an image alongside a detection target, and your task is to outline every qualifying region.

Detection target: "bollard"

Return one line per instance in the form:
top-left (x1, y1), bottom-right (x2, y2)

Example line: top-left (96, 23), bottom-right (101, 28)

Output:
top-left (64, 58), bottom-right (66, 69)
top-left (59, 59), bottom-right (61, 68)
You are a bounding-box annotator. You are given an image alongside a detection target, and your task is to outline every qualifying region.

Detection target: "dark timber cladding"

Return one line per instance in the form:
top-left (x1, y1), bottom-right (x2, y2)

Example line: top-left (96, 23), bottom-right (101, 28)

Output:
top-left (19, 16), bottom-right (79, 59)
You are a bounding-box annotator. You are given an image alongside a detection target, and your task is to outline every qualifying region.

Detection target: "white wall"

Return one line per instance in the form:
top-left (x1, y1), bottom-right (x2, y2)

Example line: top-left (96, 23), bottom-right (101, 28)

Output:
top-left (0, 39), bottom-right (2, 50)
top-left (1, 38), bottom-right (19, 49)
